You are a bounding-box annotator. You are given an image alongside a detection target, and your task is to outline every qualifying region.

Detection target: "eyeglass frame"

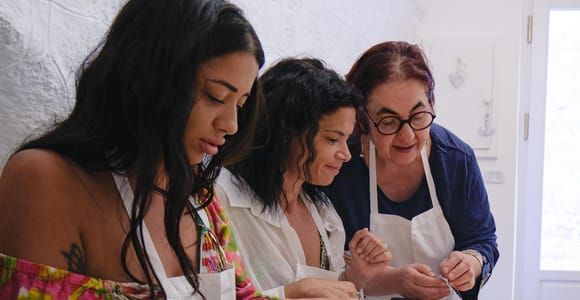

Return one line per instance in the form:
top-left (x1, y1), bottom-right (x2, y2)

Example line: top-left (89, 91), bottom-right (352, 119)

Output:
top-left (363, 109), bottom-right (436, 136)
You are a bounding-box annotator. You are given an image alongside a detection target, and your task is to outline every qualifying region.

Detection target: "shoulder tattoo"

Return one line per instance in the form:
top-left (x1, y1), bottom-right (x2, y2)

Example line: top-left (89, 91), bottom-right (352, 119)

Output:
top-left (60, 243), bottom-right (87, 274)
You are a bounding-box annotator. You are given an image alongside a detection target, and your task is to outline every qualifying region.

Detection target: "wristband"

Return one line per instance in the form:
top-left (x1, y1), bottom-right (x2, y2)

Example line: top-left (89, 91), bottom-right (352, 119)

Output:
top-left (462, 249), bottom-right (483, 268)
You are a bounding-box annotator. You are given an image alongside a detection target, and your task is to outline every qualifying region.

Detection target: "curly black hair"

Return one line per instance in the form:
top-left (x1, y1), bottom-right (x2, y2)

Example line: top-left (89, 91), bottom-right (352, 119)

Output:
top-left (228, 58), bottom-right (362, 213)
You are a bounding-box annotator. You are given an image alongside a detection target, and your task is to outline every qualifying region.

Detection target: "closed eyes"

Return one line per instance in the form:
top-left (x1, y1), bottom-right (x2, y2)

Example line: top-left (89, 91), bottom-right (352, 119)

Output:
top-left (205, 91), bottom-right (225, 104)
top-left (327, 138), bottom-right (339, 144)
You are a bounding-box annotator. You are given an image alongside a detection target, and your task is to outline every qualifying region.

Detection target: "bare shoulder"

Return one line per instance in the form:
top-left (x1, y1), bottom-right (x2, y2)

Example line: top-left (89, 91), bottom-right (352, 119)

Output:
top-left (0, 149), bottom-right (82, 203)
top-left (0, 149), bottom-right (90, 272)
top-left (2, 148), bottom-right (74, 179)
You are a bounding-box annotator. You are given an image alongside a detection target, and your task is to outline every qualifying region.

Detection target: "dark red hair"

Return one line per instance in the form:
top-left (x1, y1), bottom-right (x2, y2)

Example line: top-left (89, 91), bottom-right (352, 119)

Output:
top-left (347, 41), bottom-right (435, 134)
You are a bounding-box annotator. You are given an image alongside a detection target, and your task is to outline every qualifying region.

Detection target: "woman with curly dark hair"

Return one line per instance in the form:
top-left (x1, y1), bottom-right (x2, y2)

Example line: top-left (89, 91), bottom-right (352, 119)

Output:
top-left (216, 58), bottom-right (392, 299)
top-left (0, 0), bottom-right (270, 299)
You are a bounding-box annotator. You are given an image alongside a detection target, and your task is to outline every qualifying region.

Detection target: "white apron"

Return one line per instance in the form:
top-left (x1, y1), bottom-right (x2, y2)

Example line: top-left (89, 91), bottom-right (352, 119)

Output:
top-left (113, 173), bottom-right (236, 299)
top-left (366, 142), bottom-right (461, 300)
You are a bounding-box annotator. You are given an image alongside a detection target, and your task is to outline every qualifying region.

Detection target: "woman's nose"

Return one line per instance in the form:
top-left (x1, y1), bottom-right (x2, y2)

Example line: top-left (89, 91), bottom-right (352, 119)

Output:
top-left (397, 122), bottom-right (415, 141)
top-left (216, 105), bottom-right (238, 135)
top-left (338, 146), bottom-right (352, 162)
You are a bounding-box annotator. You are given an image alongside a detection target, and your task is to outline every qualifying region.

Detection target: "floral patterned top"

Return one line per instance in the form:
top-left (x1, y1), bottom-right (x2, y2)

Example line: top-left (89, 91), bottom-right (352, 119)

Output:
top-left (0, 190), bottom-right (273, 300)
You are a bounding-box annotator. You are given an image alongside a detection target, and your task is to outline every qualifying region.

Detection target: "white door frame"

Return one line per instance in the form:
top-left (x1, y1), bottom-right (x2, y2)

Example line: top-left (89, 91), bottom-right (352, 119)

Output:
top-left (517, 0), bottom-right (580, 299)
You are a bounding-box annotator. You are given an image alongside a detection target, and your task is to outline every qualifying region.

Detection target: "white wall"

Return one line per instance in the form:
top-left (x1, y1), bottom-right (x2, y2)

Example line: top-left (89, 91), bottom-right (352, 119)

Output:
top-left (416, 0), bottom-right (526, 299)
top-left (0, 1), bottom-right (523, 299)
top-left (0, 0), bottom-right (421, 166)
top-left (232, 0), bottom-right (423, 75)
top-left (0, 0), bottom-right (124, 166)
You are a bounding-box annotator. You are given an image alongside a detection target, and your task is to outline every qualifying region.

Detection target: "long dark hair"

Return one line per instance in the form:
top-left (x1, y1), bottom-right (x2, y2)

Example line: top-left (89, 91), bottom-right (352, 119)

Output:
top-left (228, 58), bottom-right (362, 213)
top-left (16, 0), bottom-right (264, 297)
top-left (347, 41), bottom-right (435, 135)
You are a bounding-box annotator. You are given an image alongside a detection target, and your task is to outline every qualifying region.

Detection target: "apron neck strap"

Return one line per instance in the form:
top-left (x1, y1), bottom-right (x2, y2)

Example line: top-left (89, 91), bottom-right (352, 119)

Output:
top-left (112, 173), bottom-right (172, 284)
top-left (369, 141), bottom-right (379, 214)
top-left (420, 144), bottom-right (441, 209)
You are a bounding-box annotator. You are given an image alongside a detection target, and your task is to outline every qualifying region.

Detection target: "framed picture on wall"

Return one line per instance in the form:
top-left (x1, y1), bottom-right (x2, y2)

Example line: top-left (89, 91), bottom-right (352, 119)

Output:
top-left (422, 38), bottom-right (499, 159)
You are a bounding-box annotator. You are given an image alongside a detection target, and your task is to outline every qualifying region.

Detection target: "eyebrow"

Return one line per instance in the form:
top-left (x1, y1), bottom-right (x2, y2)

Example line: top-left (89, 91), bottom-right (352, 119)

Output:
top-left (323, 129), bottom-right (347, 136)
top-left (375, 101), bottom-right (426, 116)
top-left (206, 78), bottom-right (246, 95)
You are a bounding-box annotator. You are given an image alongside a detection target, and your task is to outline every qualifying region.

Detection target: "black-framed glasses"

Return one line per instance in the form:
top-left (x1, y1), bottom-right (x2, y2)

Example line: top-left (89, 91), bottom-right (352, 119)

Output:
top-left (364, 110), bottom-right (436, 135)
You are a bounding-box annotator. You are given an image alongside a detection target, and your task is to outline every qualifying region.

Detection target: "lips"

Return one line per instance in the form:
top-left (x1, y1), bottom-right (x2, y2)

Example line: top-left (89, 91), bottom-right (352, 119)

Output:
top-left (393, 144), bottom-right (416, 153)
top-left (325, 164), bottom-right (342, 174)
top-left (200, 138), bottom-right (225, 156)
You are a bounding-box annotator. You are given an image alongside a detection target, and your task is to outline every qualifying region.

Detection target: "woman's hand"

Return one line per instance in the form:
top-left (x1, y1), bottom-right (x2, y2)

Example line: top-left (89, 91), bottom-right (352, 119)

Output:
top-left (284, 278), bottom-right (358, 299)
top-left (395, 263), bottom-right (451, 300)
top-left (344, 228), bottom-right (392, 287)
top-left (439, 250), bottom-right (482, 291)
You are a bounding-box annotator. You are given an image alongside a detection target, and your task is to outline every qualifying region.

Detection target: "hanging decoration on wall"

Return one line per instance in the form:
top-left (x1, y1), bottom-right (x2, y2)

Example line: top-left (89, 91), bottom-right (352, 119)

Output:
top-left (478, 98), bottom-right (495, 137)
top-left (448, 57), bottom-right (467, 89)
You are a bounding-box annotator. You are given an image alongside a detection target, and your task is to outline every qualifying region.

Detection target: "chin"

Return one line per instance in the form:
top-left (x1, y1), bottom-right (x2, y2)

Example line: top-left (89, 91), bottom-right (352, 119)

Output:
top-left (391, 154), bottom-right (419, 166)
top-left (311, 177), bottom-right (334, 187)
top-left (187, 152), bottom-right (205, 165)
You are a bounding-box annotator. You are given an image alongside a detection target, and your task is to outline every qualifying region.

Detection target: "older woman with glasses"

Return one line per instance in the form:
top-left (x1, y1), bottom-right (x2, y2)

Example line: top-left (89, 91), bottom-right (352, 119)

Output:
top-left (323, 41), bottom-right (499, 300)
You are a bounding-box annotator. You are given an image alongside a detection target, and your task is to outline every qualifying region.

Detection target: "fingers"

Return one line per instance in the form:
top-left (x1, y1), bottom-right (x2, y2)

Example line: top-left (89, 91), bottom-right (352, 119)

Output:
top-left (447, 257), bottom-right (477, 291)
top-left (348, 228), bottom-right (369, 253)
top-left (400, 265), bottom-right (450, 299)
top-left (440, 251), bottom-right (463, 275)
top-left (440, 251), bottom-right (479, 292)
top-left (349, 228), bottom-right (377, 261)
top-left (358, 235), bottom-right (375, 258)
top-left (449, 269), bottom-right (476, 291)
top-left (369, 247), bottom-right (391, 264)
top-left (411, 263), bottom-right (436, 277)
top-left (367, 241), bottom-right (391, 264)
top-left (446, 257), bottom-right (470, 281)
top-left (415, 273), bottom-right (448, 288)
top-left (406, 264), bottom-right (447, 289)
top-left (349, 228), bottom-right (392, 265)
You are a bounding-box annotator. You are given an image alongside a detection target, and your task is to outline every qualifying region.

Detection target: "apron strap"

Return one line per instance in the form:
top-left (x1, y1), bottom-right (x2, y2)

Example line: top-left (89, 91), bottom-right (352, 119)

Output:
top-left (369, 141), bottom-right (379, 214)
top-left (112, 173), bottom-right (173, 286)
top-left (420, 145), bottom-right (441, 210)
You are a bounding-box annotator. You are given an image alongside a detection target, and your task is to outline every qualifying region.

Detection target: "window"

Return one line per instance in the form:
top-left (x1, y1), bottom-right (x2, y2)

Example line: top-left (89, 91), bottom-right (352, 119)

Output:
top-left (540, 9), bottom-right (580, 271)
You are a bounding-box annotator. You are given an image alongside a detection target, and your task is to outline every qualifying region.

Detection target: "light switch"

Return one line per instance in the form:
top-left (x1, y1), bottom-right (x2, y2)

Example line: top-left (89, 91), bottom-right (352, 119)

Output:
top-left (483, 170), bottom-right (504, 184)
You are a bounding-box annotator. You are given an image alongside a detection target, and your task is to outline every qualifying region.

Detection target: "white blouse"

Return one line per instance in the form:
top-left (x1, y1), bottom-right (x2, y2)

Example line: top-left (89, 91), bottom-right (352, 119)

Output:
top-left (215, 168), bottom-right (346, 299)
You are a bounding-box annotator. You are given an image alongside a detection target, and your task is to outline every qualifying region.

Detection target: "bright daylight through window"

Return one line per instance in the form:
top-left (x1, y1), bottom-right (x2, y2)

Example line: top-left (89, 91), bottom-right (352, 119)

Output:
top-left (540, 9), bottom-right (580, 271)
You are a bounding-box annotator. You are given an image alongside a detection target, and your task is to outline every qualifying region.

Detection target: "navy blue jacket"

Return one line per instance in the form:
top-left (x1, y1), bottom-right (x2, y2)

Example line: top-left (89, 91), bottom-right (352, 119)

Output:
top-left (322, 123), bottom-right (499, 298)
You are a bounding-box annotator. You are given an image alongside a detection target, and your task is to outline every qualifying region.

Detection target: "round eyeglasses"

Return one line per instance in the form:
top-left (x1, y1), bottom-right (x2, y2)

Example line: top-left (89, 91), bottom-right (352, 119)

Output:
top-left (364, 110), bottom-right (436, 135)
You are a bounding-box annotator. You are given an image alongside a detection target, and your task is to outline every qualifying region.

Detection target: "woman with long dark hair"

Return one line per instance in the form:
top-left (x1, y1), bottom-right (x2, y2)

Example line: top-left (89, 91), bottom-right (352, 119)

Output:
top-left (0, 0), bottom-right (269, 299)
top-left (216, 58), bottom-right (392, 299)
